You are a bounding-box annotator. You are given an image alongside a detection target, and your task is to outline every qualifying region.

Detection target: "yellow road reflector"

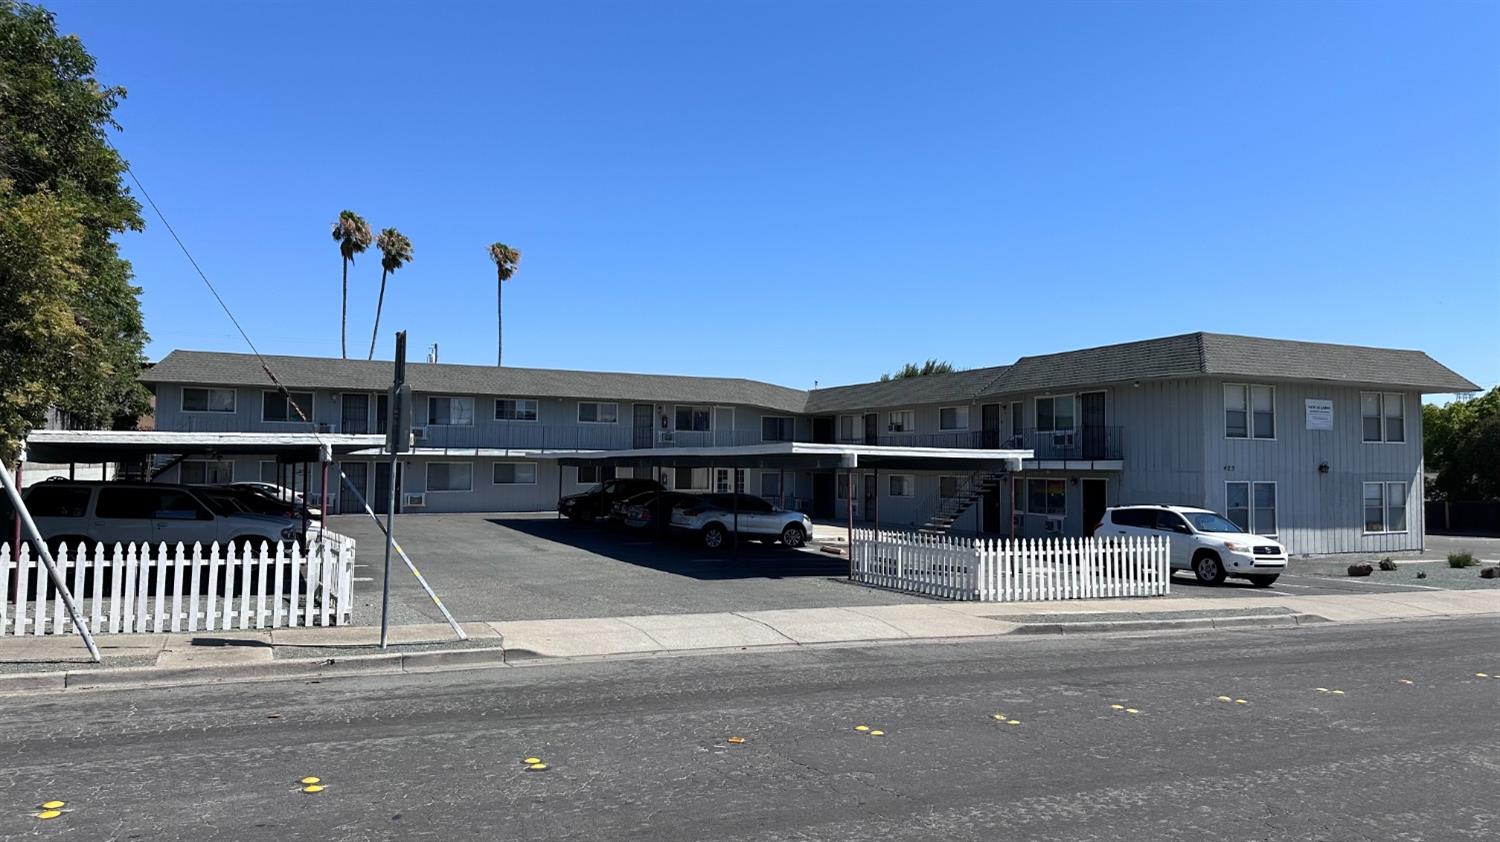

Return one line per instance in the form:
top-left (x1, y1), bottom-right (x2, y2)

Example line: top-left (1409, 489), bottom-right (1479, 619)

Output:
top-left (523, 757), bottom-right (541, 764)
top-left (1234, 699), bottom-right (1248, 705)
top-left (1315, 687), bottom-right (1329, 693)
top-left (992, 713), bottom-right (1006, 720)
top-left (1330, 690), bottom-right (1345, 695)
top-left (302, 785), bottom-right (325, 794)
top-left (1007, 719), bottom-right (1021, 726)
top-left (854, 725), bottom-right (870, 732)
top-left (727, 737), bottom-right (746, 745)
top-left (40, 801), bottom-right (65, 810)
top-left (528, 763), bottom-right (548, 771)
top-left (869, 730), bottom-right (885, 736)
top-left (1110, 704), bottom-right (1125, 710)
top-left (299, 777), bottom-right (320, 785)
top-left (1125, 708), bottom-right (1140, 714)
top-left (1477, 673), bottom-right (1489, 678)
top-left (36, 810), bottom-right (62, 820)
top-left (1216, 696), bottom-right (1232, 702)
top-left (1398, 679), bottom-right (1414, 684)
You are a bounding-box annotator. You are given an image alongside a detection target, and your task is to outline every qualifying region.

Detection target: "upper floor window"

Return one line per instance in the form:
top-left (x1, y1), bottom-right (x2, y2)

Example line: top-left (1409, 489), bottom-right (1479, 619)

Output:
top-left (427, 396), bottom-right (474, 426)
top-left (1035, 396), bottom-right (1075, 433)
top-left (1361, 392), bottom-right (1405, 443)
top-left (1225, 384), bottom-right (1274, 439)
top-left (262, 390), bottom-right (314, 423)
top-left (183, 387), bottom-right (236, 413)
top-left (675, 405), bottom-right (711, 432)
top-left (939, 406), bottom-right (969, 430)
top-left (837, 415), bottom-right (858, 441)
top-left (495, 398), bottom-right (538, 422)
top-left (577, 401), bottom-right (618, 424)
top-left (888, 410), bottom-right (915, 433)
top-left (761, 416), bottom-right (794, 442)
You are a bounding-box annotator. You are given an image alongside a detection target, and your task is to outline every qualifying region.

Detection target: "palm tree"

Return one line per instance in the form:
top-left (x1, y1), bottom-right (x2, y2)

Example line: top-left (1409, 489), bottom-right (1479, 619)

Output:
top-left (367, 228), bottom-right (413, 360)
top-left (331, 210), bottom-right (373, 359)
top-left (487, 242), bottom-right (522, 366)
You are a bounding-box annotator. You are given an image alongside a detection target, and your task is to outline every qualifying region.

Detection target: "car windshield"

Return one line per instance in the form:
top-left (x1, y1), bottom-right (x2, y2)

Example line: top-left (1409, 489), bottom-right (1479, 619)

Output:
top-left (1186, 512), bottom-right (1243, 533)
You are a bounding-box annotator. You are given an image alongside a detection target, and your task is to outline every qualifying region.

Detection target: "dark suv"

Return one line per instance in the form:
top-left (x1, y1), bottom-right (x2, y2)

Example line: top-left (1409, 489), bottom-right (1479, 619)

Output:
top-left (559, 478), bottom-right (664, 521)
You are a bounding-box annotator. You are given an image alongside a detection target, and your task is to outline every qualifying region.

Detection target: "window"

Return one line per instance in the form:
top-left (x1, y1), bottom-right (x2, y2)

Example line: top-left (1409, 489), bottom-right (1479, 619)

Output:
top-left (578, 402), bottom-right (619, 424)
top-left (1036, 396), bottom-right (1075, 433)
top-left (97, 488), bottom-right (208, 520)
top-left (760, 472), bottom-right (781, 499)
top-left (1361, 392), bottom-right (1405, 443)
top-left (24, 486), bottom-right (91, 518)
top-left (1155, 511), bottom-right (1190, 533)
top-left (676, 405), bottom-right (712, 432)
top-left (761, 416), bottom-right (794, 442)
top-left (939, 406), bottom-right (969, 431)
top-left (426, 462), bottom-right (473, 492)
top-left (888, 410), bottom-right (915, 433)
top-left (180, 459), bottom-right (234, 485)
top-left (427, 396), bottom-right (475, 426)
top-left (837, 415), bottom-right (858, 442)
top-left (1363, 481), bottom-right (1407, 533)
top-left (1110, 508), bottom-right (1156, 529)
top-left (578, 465), bottom-right (616, 485)
top-left (1226, 481), bottom-right (1277, 535)
top-left (182, 387), bottom-right (236, 413)
top-left (714, 468), bottom-right (746, 493)
top-left (674, 466), bottom-right (708, 490)
top-left (259, 390), bottom-right (312, 423)
top-left (888, 474), bottom-right (915, 498)
top-left (1225, 384), bottom-right (1274, 439)
top-left (939, 475), bottom-right (961, 500)
top-left (258, 461), bottom-right (307, 488)
top-left (492, 462), bottom-right (537, 485)
top-left (494, 399), bottom-right (538, 421)
top-left (836, 473), bottom-right (850, 499)
top-left (1026, 478), bottom-right (1066, 516)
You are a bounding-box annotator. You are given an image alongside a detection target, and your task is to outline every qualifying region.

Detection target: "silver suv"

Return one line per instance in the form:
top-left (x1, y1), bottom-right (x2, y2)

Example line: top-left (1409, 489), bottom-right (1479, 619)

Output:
top-left (22, 480), bottom-right (301, 556)
top-left (1099, 504), bottom-right (1286, 587)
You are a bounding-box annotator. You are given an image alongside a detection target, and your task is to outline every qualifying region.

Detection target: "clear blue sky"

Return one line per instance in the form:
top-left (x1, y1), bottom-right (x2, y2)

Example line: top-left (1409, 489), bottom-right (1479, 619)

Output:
top-left (50, 0), bottom-right (1500, 394)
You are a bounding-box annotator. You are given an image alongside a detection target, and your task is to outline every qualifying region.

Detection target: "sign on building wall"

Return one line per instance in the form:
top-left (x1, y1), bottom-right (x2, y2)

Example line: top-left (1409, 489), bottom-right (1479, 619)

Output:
top-left (1305, 399), bottom-right (1334, 430)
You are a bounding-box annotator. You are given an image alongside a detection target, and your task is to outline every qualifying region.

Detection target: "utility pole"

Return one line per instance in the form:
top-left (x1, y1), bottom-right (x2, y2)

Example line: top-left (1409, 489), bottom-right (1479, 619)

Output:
top-left (381, 331), bottom-right (412, 649)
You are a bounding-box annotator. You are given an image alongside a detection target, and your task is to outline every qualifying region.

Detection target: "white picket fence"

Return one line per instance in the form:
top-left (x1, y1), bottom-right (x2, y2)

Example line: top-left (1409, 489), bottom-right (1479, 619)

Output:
top-left (0, 533), bottom-right (356, 636)
top-left (851, 528), bottom-right (1171, 602)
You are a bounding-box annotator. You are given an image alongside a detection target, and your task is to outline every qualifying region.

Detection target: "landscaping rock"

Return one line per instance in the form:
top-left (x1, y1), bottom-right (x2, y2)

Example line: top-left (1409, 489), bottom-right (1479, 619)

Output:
top-left (1347, 563), bottom-right (1374, 577)
top-left (1480, 566), bottom-right (1499, 580)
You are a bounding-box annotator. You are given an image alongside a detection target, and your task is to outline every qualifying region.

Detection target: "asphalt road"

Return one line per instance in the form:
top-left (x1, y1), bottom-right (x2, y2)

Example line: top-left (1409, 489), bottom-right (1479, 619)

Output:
top-left (4, 618), bottom-right (1498, 840)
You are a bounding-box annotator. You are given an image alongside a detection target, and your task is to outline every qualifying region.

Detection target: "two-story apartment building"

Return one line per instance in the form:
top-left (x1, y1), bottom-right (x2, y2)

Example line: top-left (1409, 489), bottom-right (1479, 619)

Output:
top-left (132, 332), bottom-right (1477, 556)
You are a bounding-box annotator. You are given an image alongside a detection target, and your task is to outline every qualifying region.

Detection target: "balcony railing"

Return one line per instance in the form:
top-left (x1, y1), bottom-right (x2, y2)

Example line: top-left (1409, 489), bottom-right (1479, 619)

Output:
top-left (835, 427), bottom-right (1122, 460)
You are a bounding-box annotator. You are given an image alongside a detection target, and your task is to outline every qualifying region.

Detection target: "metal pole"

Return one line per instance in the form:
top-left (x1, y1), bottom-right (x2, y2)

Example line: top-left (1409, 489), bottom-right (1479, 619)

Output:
top-left (11, 461), bottom-right (20, 556)
top-left (732, 478), bottom-right (739, 556)
top-left (556, 463), bottom-right (562, 520)
top-left (0, 457), bottom-right (101, 662)
top-left (846, 469), bottom-right (854, 579)
top-left (379, 451), bottom-right (398, 648)
top-left (873, 467), bottom-right (880, 537)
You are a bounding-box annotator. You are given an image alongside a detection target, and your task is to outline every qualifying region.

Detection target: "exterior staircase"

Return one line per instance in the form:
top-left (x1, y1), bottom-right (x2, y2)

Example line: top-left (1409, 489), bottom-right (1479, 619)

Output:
top-left (918, 472), bottom-right (1004, 534)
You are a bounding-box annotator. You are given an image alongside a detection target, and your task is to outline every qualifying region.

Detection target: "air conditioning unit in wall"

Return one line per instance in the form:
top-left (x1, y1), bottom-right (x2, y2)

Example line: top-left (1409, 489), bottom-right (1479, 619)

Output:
top-left (404, 493), bottom-right (427, 508)
top-left (1043, 517), bottom-right (1064, 534)
top-left (411, 427), bottom-right (427, 442)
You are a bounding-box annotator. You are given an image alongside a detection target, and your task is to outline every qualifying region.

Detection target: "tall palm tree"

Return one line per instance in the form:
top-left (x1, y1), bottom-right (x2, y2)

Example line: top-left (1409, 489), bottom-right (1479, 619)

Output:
top-left (367, 228), bottom-right (413, 360)
top-left (331, 210), bottom-right (373, 359)
top-left (487, 242), bottom-right (522, 366)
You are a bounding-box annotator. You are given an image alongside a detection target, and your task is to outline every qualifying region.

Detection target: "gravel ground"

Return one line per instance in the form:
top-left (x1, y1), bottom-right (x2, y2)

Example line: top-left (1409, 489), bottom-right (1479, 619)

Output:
top-left (1287, 557), bottom-right (1500, 589)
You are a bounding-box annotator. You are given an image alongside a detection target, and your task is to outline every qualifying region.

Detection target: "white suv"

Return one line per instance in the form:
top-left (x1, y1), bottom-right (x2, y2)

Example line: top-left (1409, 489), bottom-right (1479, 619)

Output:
top-left (669, 493), bottom-right (813, 549)
top-left (1098, 505), bottom-right (1286, 587)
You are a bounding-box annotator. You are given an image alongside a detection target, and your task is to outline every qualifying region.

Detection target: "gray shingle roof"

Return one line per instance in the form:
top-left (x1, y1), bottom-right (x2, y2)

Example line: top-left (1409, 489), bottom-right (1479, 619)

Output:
top-left (141, 351), bottom-right (811, 414)
top-left (803, 366), bottom-right (1009, 414)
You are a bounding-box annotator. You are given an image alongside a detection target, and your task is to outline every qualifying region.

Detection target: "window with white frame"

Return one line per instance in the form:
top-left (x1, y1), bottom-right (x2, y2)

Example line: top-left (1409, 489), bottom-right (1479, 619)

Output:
top-left (492, 462), bottom-right (537, 485)
top-left (939, 475), bottom-right (961, 500)
top-left (887, 410), bottom-right (915, 433)
top-left (262, 390), bottom-right (314, 423)
top-left (939, 406), bottom-right (969, 431)
top-left (1226, 481), bottom-right (1277, 535)
top-left (837, 415), bottom-right (858, 442)
top-left (1225, 384), bottom-right (1275, 439)
top-left (714, 468), bottom-right (746, 493)
top-left (676, 405), bottom-right (711, 432)
top-left (760, 471), bottom-right (781, 499)
top-left (182, 387), bottom-right (236, 413)
top-left (427, 396), bottom-right (475, 426)
top-left (577, 402), bottom-right (618, 424)
top-left (888, 474), bottom-right (915, 498)
top-left (673, 466), bottom-right (708, 490)
top-left (1035, 396), bottom-right (1075, 434)
top-left (180, 459), bottom-right (233, 485)
top-left (1361, 392), bottom-right (1405, 443)
top-left (426, 462), bottom-right (473, 492)
top-left (494, 398), bottom-right (538, 421)
top-left (578, 464), bottom-right (616, 485)
top-left (761, 416), bottom-right (794, 442)
top-left (1363, 481), bottom-right (1407, 533)
top-left (1025, 478), bottom-right (1066, 516)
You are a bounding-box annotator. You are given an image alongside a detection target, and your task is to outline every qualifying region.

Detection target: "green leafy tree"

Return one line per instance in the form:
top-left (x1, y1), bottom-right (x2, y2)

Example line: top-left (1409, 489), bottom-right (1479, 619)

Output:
top-left (366, 227), bottom-right (412, 360)
top-left (879, 359), bottom-right (955, 382)
top-left (487, 242), bottom-right (521, 366)
top-left (0, 1), bottom-right (150, 462)
top-left (1423, 387), bottom-right (1500, 501)
top-left (331, 209), bottom-right (372, 359)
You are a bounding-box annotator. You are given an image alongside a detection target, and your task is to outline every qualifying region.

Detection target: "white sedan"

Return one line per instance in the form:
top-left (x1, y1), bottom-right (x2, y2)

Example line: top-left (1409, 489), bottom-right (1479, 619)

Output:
top-left (670, 493), bottom-right (813, 549)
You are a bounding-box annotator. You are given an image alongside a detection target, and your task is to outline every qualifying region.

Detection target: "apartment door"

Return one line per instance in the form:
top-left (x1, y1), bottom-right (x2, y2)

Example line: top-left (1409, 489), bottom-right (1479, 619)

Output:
top-left (863, 413), bottom-right (879, 446)
top-left (633, 404), bottom-right (655, 449)
top-left (980, 485), bottom-right (1001, 534)
top-left (338, 462), bottom-right (368, 514)
top-left (1082, 478), bottom-right (1107, 535)
top-left (1080, 392), bottom-right (1106, 459)
top-left (373, 462), bottom-right (402, 516)
top-left (981, 403), bottom-right (1001, 449)
top-left (1010, 402), bottom-right (1024, 447)
top-left (812, 416), bottom-right (835, 444)
top-left (811, 472), bottom-right (835, 518)
top-left (714, 407), bottom-right (735, 445)
top-left (376, 393), bottom-right (389, 436)
top-left (862, 474), bottom-right (877, 522)
top-left (341, 393), bottom-right (370, 435)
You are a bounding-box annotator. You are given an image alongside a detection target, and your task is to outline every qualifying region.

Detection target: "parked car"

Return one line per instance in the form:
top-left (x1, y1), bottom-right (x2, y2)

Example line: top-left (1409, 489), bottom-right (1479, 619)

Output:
top-left (623, 491), bottom-right (701, 536)
top-left (21, 480), bottom-right (301, 556)
top-left (669, 493), bottom-right (813, 549)
top-left (214, 483), bottom-right (318, 522)
top-left (559, 477), bottom-right (664, 521)
top-left (1098, 504), bottom-right (1286, 587)
top-left (226, 481), bottom-right (322, 519)
top-left (608, 489), bottom-right (656, 523)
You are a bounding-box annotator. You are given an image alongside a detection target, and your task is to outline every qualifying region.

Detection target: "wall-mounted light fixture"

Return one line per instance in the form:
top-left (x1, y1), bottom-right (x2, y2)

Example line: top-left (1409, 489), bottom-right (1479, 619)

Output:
top-left (1318, 462), bottom-right (1330, 474)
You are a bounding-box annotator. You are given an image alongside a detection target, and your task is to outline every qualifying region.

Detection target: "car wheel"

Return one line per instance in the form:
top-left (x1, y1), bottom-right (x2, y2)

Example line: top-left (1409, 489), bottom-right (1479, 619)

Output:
top-left (1247, 575), bottom-right (1279, 588)
top-left (702, 523), bottom-right (728, 549)
top-left (1193, 552), bottom-right (1226, 585)
top-left (779, 524), bottom-right (807, 548)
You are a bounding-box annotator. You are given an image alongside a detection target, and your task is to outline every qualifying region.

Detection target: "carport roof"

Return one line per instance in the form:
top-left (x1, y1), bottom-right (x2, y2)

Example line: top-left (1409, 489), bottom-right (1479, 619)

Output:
top-left (548, 442), bottom-right (1031, 472)
top-left (22, 430), bottom-right (386, 463)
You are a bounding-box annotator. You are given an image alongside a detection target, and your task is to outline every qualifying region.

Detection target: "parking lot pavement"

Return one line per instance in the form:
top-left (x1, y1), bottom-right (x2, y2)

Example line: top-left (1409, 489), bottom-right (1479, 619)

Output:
top-left (325, 512), bottom-right (927, 625)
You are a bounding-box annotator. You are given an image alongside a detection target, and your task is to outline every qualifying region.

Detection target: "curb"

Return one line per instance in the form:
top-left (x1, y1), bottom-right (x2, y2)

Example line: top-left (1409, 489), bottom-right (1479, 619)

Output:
top-left (1007, 613), bottom-right (1326, 635)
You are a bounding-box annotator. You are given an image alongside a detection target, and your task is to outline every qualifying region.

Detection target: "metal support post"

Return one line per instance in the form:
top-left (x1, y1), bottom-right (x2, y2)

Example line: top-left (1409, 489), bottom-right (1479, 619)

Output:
top-left (0, 456), bottom-right (100, 662)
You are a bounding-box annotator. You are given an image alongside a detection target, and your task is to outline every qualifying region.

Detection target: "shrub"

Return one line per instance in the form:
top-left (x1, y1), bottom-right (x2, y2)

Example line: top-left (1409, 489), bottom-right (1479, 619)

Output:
top-left (1378, 557), bottom-right (1398, 571)
top-left (1448, 552), bottom-right (1477, 568)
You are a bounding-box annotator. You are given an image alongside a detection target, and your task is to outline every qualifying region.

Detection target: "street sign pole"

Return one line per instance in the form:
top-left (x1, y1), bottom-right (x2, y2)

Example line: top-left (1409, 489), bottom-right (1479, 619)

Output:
top-left (380, 331), bottom-right (411, 649)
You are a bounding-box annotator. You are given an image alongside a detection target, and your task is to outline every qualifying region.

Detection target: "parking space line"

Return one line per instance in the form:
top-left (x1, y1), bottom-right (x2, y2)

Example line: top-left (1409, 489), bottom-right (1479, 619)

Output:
top-left (1279, 575), bottom-right (1444, 592)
